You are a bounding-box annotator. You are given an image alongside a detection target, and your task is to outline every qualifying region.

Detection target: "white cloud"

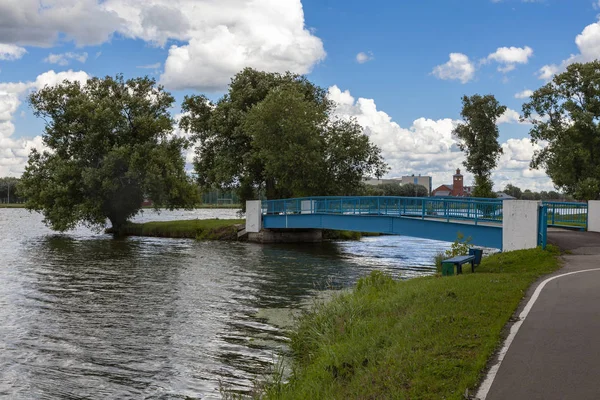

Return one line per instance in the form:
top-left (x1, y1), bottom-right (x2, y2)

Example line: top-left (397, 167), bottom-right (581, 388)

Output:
top-left (432, 53), bottom-right (475, 83)
top-left (31, 70), bottom-right (90, 91)
top-left (486, 46), bottom-right (533, 73)
top-left (44, 52), bottom-right (88, 66)
top-left (0, 43), bottom-right (26, 60)
top-left (0, 0), bottom-right (326, 92)
top-left (538, 64), bottom-right (560, 80)
top-left (495, 138), bottom-right (551, 191)
top-left (155, 0), bottom-right (325, 90)
top-left (497, 108), bottom-right (524, 124)
top-left (103, 0), bottom-right (326, 91)
top-left (356, 52), bottom-right (373, 64)
top-left (0, 70), bottom-right (89, 176)
top-left (327, 86), bottom-right (553, 191)
top-left (0, 0), bottom-right (122, 46)
top-left (593, 0), bottom-right (600, 10)
top-left (538, 18), bottom-right (600, 80)
top-left (515, 89), bottom-right (534, 99)
top-left (137, 62), bottom-right (161, 69)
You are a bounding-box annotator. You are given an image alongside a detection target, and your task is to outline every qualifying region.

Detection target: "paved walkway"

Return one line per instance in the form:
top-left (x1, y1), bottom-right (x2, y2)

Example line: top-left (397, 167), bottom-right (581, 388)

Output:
top-left (481, 229), bottom-right (600, 399)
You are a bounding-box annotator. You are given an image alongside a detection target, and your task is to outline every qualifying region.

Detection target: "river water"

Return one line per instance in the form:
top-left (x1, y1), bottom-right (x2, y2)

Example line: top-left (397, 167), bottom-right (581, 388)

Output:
top-left (0, 208), bottom-right (450, 399)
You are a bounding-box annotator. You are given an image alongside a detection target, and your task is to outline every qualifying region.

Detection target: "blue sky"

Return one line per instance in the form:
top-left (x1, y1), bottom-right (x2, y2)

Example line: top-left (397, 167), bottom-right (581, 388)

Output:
top-left (1, 0), bottom-right (599, 191)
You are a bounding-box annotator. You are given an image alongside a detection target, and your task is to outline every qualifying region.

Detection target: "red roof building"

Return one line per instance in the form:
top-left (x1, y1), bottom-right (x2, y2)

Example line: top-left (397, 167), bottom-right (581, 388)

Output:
top-left (431, 169), bottom-right (472, 197)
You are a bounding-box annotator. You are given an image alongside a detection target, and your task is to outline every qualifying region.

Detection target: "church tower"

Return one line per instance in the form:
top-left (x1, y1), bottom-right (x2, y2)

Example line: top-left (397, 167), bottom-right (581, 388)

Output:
top-left (452, 168), bottom-right (464, 196)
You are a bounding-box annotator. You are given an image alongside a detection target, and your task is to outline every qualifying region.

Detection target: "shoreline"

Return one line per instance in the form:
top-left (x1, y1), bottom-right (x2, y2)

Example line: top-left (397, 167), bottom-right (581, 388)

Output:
top-left (256, 246), bottom-right (561, 399)
top-left (107, 219), bottom-right (245, 240)
top-left (107, 219), bottom-right (377, 241)
top-left (0, 204), bottom-right (242, 209)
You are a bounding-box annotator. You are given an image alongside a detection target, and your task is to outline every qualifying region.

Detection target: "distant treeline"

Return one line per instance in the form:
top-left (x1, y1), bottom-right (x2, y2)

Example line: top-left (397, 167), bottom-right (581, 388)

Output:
top-left (360, 181), bottom-right (573, 201)
top-left (363, 182), bottom-right (429, 197)
top-left (0, 177), bottom-right (25, 203)
top-left (1, 176), bottom-right (241, 206)
top-left (502, 184), bottom-right (572, 201)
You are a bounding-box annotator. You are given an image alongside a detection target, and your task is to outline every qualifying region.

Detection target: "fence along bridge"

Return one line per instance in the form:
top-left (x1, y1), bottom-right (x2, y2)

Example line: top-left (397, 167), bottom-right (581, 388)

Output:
top-left (245, 196), bottom-right (588, 251)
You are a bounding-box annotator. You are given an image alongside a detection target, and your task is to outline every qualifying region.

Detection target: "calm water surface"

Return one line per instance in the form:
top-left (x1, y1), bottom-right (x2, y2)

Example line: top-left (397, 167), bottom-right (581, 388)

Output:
top-left (0, 208), bottom-right (450, 399)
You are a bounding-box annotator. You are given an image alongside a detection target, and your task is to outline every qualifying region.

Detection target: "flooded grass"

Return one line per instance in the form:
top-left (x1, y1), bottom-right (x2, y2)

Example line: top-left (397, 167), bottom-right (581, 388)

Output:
top-left (117, 218), bottom-right (244, 239)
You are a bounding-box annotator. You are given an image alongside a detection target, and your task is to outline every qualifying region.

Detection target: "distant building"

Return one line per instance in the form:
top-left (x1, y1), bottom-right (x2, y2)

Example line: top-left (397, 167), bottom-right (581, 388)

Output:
top-left (431, 169), bottom-right (472, 197)
top-left (363, 178), bottom-right (403, 186)
top-left (364, 176), bottom-right (432, 195)
top-left (496, 192), bottom-right (516, 200)
top-left (401, 175), bottom-right (432, 195)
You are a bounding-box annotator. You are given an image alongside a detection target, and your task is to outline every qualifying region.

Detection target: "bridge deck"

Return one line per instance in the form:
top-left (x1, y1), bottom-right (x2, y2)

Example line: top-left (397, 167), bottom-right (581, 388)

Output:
top-left (261, 196), bottom-right (588, 250)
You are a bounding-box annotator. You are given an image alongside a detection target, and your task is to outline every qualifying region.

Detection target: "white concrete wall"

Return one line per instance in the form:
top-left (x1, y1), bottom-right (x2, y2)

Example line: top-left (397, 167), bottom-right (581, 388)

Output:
top-left (301, 200), bottom-right (316, 214)
top-left (503, 201), bottom-right (540, 252)
top-left (245, 200), bottom-right (262, 233)
top-left (588, 201), bottom-right (600, 232)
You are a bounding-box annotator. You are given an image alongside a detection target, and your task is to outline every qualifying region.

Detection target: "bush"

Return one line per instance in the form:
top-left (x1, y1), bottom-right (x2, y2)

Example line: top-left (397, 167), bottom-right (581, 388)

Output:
top-left (433, 233), bottom-right (473, 273)
top-left (434, 251), bottom-right (446, 273)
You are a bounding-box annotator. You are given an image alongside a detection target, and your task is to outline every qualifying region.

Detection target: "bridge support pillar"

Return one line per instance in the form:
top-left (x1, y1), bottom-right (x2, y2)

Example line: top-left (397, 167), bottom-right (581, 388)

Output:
top-left (248, 229), bottom-right (323, 244)
top-left (587, 201), bottom-right (600, 232)
top-left (503, 201), bottom-right (540, 251)
top-left (246, 200), bottom-right (262, 233)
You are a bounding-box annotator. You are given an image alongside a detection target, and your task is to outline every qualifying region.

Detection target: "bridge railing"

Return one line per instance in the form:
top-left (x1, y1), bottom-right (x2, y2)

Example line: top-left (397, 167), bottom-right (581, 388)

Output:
top-left (543, 201), bottom-right (587, 229)
top-left (262, 196), bottom-right (504, 225)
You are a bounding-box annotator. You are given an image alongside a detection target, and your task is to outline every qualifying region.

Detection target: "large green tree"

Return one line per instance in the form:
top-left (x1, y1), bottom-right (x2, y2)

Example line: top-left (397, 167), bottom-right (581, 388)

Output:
top-left (19, 75), bottom-right (198, 232)
top-left (523, 61), bottom-right (600, 200)
top-left (181, 68), bottom-right (387, 206)
top-left (503, 183), bottom-right (522, 199)
top-left (453, 94), bottom-right (506, 198)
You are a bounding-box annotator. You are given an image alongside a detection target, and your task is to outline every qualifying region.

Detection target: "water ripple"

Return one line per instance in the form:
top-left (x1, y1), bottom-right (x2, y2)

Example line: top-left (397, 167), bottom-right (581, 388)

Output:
top-left (0, 208), bottom-right (449, 399)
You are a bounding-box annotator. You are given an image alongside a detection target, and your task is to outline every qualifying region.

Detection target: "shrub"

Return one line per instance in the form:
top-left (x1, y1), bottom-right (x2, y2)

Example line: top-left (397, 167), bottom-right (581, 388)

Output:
top-left (433, 232), bottom-right (473, 273)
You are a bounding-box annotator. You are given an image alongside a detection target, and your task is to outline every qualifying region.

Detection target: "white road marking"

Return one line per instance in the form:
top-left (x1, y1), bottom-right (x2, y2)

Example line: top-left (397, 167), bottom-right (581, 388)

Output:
top-left (476, 267), bottom-right (600, 399)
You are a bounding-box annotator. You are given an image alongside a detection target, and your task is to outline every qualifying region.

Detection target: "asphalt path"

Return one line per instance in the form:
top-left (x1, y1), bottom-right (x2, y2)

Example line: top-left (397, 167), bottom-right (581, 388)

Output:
top-left (482, 229), bottom-right (600, 399)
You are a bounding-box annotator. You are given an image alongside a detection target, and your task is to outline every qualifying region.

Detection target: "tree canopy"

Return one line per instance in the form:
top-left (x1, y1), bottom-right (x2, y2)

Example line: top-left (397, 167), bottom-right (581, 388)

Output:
top-left (523, 61), bottom-right (600, 200)
top-left (181, 68), bottom-right (388, 206)
top-left (363, 182), bottom-right (428, 197)
top-left (502, 184), bottom-right (561, 200)
top-left (19, 75), bottom-right (197, 232)
top-left (0, 177), bottom-right (21, 203)
top-left (453, 94), bottom-right (506, 198)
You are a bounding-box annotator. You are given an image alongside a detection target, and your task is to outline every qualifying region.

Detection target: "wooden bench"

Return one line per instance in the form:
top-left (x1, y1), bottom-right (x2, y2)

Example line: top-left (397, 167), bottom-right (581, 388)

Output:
top-left (442, 255), bottom-right (475, 276)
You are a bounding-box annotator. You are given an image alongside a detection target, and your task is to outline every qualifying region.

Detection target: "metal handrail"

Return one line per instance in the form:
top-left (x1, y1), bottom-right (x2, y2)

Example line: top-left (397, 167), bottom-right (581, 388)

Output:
top-left (262, 196), bottom-right (504, 224)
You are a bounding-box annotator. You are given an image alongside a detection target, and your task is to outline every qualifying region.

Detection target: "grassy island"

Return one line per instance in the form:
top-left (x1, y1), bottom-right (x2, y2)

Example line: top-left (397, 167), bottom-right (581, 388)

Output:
top-left (0, 204), bottom-right (25, 208)
top-left (262, 246), bottom-right (561, 400)
top-left (112, 219), bottom-right (245, 240)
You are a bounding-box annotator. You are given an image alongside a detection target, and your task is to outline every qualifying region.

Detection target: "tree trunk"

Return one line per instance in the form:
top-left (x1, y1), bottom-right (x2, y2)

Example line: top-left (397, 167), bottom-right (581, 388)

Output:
top-left (108, 216), bottom-right (127, 238)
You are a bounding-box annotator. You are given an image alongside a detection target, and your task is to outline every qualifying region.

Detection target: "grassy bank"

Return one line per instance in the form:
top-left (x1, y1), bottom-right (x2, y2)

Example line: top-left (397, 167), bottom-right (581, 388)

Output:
top-left (0, 204), bottom-right (25, 208)
top-left (115, 219), bottom-right (244, 239)
top-left (263, 246), bottom-right (561, 400)
top-left (113, 220), bottom-right (373, 242)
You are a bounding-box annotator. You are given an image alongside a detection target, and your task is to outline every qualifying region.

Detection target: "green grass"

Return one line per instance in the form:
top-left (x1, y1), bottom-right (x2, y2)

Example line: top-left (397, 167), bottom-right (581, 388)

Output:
top-left (0, 203), bottom-right (25, 208)
top-left (116, 219), bottom-right (244, 240)
top-left (263, 246), bottom-right (561, 400)
top-left (548, 213), bottom-right (587, 228)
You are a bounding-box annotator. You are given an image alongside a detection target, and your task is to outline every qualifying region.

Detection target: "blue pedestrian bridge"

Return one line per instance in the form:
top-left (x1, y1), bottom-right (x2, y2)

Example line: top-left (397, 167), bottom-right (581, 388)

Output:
top-left (260, 196), bottom-right (587, 250)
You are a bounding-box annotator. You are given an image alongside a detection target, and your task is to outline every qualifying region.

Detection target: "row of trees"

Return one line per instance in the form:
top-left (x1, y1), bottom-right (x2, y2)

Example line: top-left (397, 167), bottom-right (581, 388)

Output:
top-left (19, 69), bottom-right (388, 233)
top-left (0, 177), bottom-right (23, 203)
top-left (364, 182), bottom-right (429, 197)
top-left (17, 60), bottom-right (600, 233)
top-left (502, 184), bottom-right (570, 201)
top-left (455, 61), bottom-right (600, 201)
